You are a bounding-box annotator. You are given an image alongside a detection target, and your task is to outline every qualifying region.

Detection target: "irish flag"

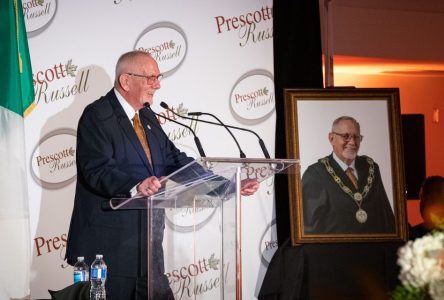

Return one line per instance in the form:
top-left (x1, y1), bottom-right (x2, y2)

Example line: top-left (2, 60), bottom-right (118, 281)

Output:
top-left (0, 0), bottom-right (35, 298)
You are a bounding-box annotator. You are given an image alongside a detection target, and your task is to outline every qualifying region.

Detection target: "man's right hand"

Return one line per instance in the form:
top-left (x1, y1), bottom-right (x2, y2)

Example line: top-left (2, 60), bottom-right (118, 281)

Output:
top-left (137, 176), bottom-right (162, 197)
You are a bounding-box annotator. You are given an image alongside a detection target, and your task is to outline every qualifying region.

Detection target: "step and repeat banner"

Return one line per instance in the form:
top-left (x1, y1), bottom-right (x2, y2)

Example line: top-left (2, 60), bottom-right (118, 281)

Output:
top-left (24, 0), bottom-right (276, 299)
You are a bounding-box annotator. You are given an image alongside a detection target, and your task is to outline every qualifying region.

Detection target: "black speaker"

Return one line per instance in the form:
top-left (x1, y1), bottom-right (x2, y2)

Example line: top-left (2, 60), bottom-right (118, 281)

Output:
top-left (401, 114), bottom-right (426, 199)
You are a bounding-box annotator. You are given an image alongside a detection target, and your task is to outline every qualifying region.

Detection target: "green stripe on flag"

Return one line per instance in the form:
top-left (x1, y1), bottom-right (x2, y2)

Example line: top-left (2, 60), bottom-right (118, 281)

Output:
top-left (0, 0), bottom-right (35, 117)
top-left (0, 1), bottom-right (33, 298)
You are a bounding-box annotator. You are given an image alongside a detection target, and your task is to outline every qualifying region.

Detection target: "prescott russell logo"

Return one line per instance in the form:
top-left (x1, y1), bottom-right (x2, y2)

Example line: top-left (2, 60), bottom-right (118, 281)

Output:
top-left (135, 22), bottom-right (187, 76)
top-left (31, 129), bottom-right (77, 189)
top-left (33, 59), bottom-right (91, 105)
top-left (214, 5), bottom-right (273, 47)
top-left (167, 254), bottom-right (229, 299)
top-left (34, 232), bottom-right (69, 269)
top-left (230, 70), bottom-right (275, 124)
top-left (155, 102), bottom-right (199, 143)
top-left (260, 220), bottom-right (278, 267)
top-left (23, 0), bottom-right (57, 36)
top-left (165, 196), bottom-right (218, 232)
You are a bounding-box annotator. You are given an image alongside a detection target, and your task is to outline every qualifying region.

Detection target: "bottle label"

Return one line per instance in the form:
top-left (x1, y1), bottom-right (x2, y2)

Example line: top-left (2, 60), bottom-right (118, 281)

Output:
top-left (74, 270), bottom-right (86, 283)
top-left (91, 268), bottom-right (107, 279)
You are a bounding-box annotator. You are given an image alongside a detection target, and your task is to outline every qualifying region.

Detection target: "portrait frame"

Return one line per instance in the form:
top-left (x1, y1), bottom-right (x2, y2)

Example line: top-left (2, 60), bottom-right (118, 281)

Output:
top-left (284, 88), bottom-right (408, 245)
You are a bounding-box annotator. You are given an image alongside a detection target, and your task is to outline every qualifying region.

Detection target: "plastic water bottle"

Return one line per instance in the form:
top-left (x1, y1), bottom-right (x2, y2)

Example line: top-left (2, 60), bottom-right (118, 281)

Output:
top-left (90, 254), bottom-right (107, 300)
top-left (73, 256), bottom-right (89, 283)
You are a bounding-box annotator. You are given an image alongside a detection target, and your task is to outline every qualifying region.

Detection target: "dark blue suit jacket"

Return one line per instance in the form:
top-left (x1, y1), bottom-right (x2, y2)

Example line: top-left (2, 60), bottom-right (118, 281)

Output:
top-left (66, 89), bottom-right (194, 278)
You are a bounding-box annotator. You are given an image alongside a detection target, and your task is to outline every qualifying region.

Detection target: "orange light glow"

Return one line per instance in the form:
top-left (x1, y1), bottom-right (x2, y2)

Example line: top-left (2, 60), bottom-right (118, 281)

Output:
top-left (433, 108), bottom-right (440, 124)
top-left (331, 55), bottom-right (444, 76)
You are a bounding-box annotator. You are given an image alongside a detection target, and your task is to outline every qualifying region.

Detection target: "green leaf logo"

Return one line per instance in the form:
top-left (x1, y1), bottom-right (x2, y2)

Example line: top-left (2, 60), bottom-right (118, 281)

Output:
top-left (208, 253), bottom-right (220, 270)
top-left (176, 103), bottom-right (188, 116)
top-left (66, 59), bottom-right (78, 77)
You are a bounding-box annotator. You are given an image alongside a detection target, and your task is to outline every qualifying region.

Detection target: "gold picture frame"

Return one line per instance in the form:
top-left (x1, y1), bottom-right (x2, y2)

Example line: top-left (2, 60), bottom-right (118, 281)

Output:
top-left (284, 88), bottom-right (408, 244)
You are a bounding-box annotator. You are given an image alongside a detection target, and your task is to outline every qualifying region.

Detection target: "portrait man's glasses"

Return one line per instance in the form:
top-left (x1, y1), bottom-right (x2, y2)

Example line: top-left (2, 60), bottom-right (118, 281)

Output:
top-left (126, 73), bottom-right (163, 84)
top-left (331, 132), bottom-right (364, 142)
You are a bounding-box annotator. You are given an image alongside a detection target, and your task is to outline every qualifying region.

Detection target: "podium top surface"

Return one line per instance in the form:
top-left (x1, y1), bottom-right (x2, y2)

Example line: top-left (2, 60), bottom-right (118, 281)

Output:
top-left (200, 157), bottom-right (299, 164)
top-left (109, 157), bottom-right (299, 210)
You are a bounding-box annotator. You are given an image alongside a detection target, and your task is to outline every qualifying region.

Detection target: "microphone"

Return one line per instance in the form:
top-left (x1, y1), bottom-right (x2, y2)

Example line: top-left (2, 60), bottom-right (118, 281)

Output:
top-left (160, 102), bottom-right (246, 158)
top-left (143, 103), bottom-right (207, 158)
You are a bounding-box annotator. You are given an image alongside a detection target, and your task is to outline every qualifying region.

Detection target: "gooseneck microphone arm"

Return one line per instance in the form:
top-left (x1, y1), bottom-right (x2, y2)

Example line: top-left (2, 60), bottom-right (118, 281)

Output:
top-left (158, 102), bottom-right (271, 159)
top-left (191, 112), bottom-right (247, 158)
top-left (160, 102), bottom-right (246, 158)
top-left (143, 103), bottom-right (206, 158)
top-left (188, 112), bottom-right (271, 159)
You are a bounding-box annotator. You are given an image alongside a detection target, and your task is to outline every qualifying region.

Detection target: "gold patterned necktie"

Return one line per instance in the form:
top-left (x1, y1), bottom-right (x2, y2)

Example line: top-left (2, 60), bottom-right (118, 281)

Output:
top-left (346, 167), bottom-right (358, 189)
top-left (132, 113), bottom-right (152, 165)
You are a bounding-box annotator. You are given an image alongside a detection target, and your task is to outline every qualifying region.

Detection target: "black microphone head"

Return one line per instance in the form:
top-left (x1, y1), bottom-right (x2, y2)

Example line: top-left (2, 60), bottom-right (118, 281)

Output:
top-left (160, 102), bottom-right (169, 109)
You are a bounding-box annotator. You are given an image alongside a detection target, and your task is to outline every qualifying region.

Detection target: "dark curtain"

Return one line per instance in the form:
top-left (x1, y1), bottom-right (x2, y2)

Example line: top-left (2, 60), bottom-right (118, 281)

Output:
top-left (273, 1), bottom-right (324, 245)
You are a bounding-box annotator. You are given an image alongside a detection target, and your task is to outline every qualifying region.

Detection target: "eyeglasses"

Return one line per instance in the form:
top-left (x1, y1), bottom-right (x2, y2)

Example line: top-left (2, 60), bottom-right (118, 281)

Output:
top-left (126, 73), bottom-right (163, 84)
top-left (331, 132), bottom-right (363, 142)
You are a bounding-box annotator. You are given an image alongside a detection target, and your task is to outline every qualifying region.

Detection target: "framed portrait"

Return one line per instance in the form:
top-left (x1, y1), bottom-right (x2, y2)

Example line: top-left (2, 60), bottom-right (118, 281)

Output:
top-left (284, 88), bottom-right (408, 244)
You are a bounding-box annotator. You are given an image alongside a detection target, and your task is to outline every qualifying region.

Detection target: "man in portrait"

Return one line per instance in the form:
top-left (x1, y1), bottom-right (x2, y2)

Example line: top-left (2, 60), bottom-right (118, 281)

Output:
top-left (301, 116), bottom-right (396, 234)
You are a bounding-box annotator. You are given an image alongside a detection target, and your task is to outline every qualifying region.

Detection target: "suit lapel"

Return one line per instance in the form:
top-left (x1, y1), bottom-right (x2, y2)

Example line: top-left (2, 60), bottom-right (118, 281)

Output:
top-left (355, 156), bottom-right (369, 188)
top-left (108, 93), bottom-right (153, 172)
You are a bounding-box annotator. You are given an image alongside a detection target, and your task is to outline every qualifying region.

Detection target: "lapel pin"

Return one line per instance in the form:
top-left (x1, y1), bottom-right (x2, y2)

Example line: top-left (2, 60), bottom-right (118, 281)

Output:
top-left (147, 124), bottom-right (151, 130)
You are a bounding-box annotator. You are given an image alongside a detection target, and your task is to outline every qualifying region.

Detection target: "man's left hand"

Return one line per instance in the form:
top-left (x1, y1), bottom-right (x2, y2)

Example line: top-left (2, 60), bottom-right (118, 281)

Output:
top-left (240, 179), bottom-right (260, 196)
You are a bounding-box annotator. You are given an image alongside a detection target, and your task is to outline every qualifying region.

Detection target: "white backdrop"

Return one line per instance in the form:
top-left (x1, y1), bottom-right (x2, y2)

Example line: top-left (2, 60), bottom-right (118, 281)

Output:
top-left (23, 1), bottom-right (277, 299)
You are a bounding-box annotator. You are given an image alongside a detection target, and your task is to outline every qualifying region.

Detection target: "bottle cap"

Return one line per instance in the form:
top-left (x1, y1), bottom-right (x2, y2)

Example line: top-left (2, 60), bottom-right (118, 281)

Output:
top-left (96, 254), bottom-right (103, 259)
top-left (77, 256), bottom-right (84, 261)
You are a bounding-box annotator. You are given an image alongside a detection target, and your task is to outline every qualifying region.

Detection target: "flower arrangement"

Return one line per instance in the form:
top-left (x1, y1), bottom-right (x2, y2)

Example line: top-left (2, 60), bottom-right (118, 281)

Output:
top-left (392, 232), bottom-right (444, 300)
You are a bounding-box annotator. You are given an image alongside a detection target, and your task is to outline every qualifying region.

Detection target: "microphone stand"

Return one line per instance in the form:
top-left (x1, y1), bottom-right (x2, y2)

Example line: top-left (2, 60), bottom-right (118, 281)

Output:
top-left (159, 102), bottom-right (271, 159)
top-left (160, 102), bottom-right (246, 158)
top-left (143, 103), bottom-right (207, 158)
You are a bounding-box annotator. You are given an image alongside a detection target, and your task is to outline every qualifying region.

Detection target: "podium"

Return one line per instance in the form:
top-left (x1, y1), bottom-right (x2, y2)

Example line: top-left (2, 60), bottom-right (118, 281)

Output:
top-left (109, 157), bottom-right (298, 299)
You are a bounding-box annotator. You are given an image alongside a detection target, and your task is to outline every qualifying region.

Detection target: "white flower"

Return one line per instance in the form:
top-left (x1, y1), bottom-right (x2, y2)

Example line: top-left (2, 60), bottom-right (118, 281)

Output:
top-left (430, 279), bottom-right (444, 300)
top-left (397, 232), bottom-right (444, 288)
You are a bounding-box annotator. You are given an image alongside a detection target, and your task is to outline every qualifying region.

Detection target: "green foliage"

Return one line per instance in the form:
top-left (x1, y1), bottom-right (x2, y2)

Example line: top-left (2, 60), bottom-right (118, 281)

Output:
top-left (390, 285), bottom-right (431, 300)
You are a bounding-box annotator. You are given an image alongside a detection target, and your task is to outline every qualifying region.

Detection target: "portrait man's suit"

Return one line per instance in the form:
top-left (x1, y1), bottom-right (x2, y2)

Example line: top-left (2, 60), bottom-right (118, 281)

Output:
top-left (302, 154), bottom-right (396, 234)
top-left (66, 89), bottom-right (193, 298)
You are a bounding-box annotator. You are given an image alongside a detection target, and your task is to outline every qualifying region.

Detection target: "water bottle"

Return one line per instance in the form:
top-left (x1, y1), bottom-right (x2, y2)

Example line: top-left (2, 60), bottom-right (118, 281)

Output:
top-left (90, 254), bottom-right (107, 300)
top-left (73, 256), bottom-right (89, 283)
